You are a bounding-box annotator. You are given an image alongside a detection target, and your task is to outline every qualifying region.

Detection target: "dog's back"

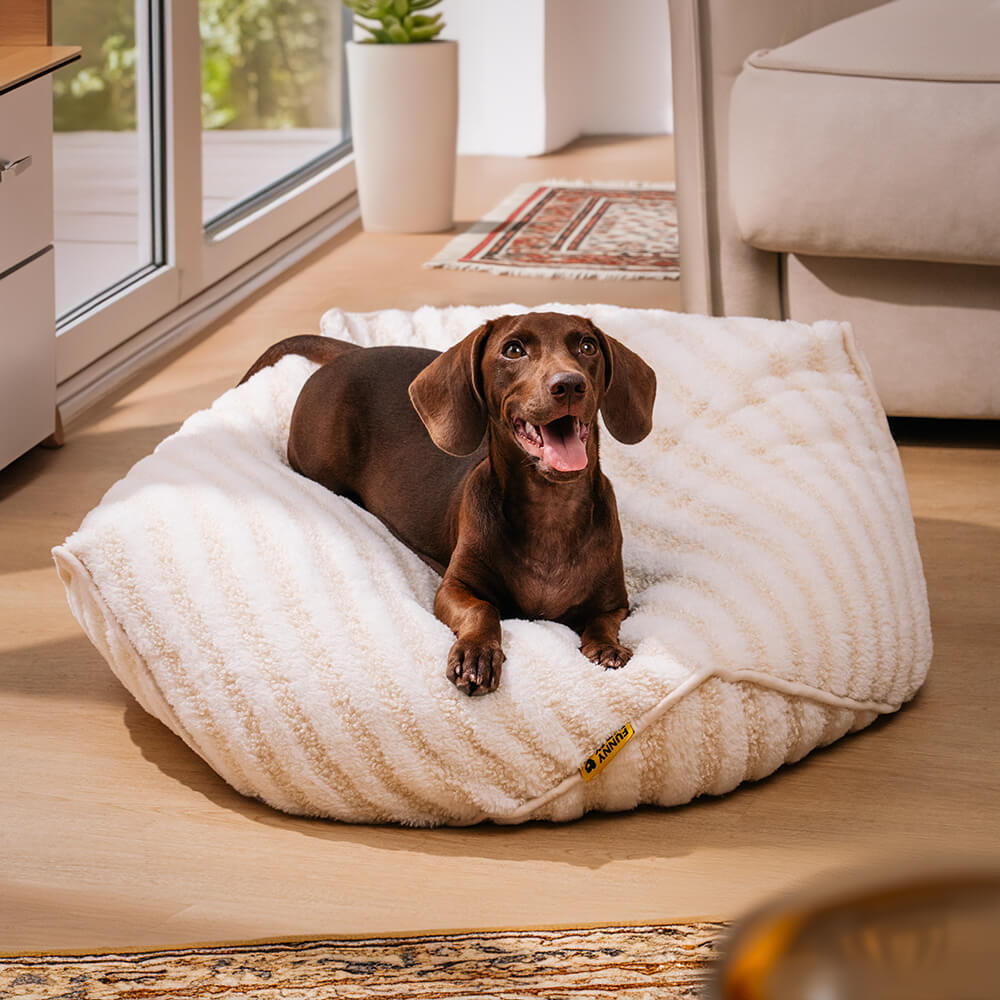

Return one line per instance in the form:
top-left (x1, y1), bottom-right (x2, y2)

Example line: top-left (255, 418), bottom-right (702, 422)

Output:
top-left (287, 344), bottom-right (481, 570)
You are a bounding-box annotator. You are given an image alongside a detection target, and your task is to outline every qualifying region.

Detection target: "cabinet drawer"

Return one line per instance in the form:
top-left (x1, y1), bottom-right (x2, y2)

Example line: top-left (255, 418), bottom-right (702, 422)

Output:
top-left (0, 77), bottom-right (54, 277)
top-left (0, 248), bottom-right (55, 469)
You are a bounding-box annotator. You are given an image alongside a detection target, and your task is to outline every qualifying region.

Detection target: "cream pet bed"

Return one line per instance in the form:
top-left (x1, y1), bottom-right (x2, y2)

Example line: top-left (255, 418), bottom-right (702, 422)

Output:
top-left (53, 304), bottom-right (932, 826)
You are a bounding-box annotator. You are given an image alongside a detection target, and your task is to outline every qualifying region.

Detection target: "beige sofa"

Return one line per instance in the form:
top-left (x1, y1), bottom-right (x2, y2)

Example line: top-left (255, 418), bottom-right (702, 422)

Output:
top-left (668, 0), bottom-right (1000, 417)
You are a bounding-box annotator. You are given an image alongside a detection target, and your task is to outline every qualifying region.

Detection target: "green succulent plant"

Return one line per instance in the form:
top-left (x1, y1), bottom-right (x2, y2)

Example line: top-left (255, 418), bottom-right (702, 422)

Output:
top-left (343, 0), bottom-right (445, 43)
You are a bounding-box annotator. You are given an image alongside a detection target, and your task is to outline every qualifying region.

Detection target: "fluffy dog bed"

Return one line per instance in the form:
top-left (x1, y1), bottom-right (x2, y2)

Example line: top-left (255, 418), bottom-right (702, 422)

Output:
top-left (53, 304), bottom-right (932, 826)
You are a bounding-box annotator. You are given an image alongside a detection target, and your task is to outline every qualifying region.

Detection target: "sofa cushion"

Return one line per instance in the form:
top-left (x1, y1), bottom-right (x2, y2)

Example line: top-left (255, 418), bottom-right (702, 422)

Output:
top-left (729, 0), bottom-right (1000, 266)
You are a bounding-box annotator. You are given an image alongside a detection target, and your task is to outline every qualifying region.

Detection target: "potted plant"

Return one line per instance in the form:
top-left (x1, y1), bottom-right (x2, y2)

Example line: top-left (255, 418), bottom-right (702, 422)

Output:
top-left (343, 0), bottom-right (458, 233)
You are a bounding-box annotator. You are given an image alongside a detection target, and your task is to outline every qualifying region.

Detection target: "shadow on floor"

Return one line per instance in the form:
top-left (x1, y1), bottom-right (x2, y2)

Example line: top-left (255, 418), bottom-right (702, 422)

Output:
top-left (27, 514), bottom-right (991, 868)
top-left (890, 416), bottom-right (1000, 449)
top-left (0, 634), bottom-right (129, 705)
top-left (123, 692), bottom-right (932, 871)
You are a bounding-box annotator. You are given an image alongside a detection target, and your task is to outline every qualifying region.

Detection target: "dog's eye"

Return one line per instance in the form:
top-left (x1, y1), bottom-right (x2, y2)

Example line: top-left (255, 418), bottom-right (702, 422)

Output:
top-left (502, 341), bottom-right (526, 359)
top-left (580, 337), bottom-right (598, 356)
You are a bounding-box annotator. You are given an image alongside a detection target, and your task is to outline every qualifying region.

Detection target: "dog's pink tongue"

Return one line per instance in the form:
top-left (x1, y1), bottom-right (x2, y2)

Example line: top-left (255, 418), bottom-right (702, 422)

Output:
top-left (540, 421), bottom-right (588, 472)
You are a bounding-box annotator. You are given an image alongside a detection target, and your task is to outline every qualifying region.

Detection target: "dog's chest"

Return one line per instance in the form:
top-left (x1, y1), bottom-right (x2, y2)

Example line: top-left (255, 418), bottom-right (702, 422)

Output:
top-left (498, 531), bottom-right (607, 622)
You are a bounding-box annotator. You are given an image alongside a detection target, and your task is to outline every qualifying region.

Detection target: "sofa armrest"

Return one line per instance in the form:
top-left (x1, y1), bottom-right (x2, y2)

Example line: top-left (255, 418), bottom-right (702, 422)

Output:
top-left (669, 0), bottom-right (889, 317)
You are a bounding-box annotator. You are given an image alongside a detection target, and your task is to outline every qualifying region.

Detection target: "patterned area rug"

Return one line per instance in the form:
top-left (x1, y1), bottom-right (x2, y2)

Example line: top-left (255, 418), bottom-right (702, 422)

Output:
top-left (0, 922), bottom-right (726, 999)
top-left (426, 180), bottom-right (679, 280)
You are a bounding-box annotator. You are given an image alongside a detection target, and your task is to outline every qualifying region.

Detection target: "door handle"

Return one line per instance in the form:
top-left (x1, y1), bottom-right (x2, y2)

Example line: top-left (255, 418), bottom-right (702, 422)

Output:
top-left (0, 155), bottom-right (33, 183)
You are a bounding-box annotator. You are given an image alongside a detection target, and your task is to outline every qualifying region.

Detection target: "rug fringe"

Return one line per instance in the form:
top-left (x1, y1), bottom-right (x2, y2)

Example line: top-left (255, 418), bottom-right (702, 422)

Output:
top-left (424, 258), bottom-right (679, 281)
top-left (528, 178), bottom-right (676, 191)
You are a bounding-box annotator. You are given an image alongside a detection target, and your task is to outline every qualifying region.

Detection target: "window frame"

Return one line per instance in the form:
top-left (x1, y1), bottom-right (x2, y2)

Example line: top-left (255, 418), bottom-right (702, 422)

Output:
top-left (55, 0), bottom-right (358, 394)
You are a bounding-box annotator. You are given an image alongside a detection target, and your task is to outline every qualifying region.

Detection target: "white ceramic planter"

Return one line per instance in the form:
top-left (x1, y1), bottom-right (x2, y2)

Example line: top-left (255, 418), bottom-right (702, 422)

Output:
top-left (346, 40), bottom-right (458, 233)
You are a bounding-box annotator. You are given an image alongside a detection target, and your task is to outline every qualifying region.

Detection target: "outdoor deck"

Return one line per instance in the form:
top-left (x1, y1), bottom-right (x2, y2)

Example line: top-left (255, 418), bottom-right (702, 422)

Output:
top-left (53, 128), bottom-right (342, 316)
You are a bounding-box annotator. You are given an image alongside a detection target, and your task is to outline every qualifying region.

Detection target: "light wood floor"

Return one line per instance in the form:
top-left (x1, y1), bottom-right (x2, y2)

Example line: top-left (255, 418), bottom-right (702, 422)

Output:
top-left (2, 135), bottom-right (998, 952)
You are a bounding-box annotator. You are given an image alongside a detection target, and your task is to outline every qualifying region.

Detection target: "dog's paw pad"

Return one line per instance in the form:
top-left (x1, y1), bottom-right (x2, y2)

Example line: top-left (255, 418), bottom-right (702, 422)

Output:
top-left (447, 639), bottom-right (505, 695)
top-left (582, 642), bottom-right (632, 671)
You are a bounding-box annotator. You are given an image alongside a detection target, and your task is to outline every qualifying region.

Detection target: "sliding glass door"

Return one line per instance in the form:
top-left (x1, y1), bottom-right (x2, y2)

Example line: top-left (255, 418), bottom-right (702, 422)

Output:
top-left (51, 0), bottom-right (355, 391)
top-left (200, 0), bottom-right (350, 228)
top-left (51, 0), bottom-right (165, 323)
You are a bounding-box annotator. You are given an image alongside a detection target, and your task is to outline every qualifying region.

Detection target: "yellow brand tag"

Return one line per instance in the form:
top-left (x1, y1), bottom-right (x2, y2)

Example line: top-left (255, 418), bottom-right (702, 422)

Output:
top-left (580, 723), bottom-right (634, 782)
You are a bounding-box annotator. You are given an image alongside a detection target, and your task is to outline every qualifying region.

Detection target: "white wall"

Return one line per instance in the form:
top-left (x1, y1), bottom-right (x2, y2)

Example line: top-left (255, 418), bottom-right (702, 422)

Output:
top-left (542, 0), bottom-right (582, 153)
top-left (438, 0), bottom-right (549, 157)
top-left (573, 0), bottom-right (673, 136)
top-left (437, 0), bottom-right (672, 156)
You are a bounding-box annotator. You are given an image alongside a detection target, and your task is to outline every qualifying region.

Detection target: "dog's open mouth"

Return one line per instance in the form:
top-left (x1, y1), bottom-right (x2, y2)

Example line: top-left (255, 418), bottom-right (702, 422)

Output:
top-left (513, 415), bottom-right (590, 472)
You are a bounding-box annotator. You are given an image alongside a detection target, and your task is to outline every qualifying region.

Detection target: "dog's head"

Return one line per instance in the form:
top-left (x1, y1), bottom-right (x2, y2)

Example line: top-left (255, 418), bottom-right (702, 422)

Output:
top-left (409, 312), bottom-right (656, 480)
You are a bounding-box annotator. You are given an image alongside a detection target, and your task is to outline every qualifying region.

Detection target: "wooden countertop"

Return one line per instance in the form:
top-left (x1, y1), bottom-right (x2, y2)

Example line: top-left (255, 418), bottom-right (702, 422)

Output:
top-left (0, 45), bottom-right (81, 94)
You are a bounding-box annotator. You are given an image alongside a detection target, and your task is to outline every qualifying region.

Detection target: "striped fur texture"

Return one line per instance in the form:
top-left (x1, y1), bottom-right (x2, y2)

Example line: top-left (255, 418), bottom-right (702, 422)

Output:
top-left (52, 304), bottom-right (932, 826)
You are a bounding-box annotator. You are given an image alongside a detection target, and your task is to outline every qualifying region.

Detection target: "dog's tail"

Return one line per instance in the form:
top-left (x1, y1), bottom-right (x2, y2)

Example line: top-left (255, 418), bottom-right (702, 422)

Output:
top-left (238, 335), bottom-right (361, 386)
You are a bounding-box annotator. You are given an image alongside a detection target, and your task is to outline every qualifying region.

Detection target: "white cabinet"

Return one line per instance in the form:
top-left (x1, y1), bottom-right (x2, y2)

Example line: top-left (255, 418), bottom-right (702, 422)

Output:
top-left (0, 76), bottom-right (53, 274)
top-left (0, 247), bottom-right (54, 464)
top-left (0, 74), bottom-right (56, 467)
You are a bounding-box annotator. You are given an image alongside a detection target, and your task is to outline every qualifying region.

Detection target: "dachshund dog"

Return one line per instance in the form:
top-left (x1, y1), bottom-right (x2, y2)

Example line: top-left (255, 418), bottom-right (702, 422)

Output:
top-left (240, 312), bottom-right (656, 695)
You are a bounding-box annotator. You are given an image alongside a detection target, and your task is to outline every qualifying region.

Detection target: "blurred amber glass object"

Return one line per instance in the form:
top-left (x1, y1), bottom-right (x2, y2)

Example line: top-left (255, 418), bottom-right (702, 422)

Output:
top-left (717, 867), bottom-right (1000, 1000)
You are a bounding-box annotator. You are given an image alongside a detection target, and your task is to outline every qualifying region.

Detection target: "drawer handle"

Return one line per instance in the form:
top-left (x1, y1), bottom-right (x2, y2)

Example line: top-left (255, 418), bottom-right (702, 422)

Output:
top-left (0, 155), bottom-right (32, 183)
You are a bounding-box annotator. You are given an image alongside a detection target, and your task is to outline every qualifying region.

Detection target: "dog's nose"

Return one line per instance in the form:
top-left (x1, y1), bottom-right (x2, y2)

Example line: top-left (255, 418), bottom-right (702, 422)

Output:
top-left (549, 372), bottom-right (586, 400)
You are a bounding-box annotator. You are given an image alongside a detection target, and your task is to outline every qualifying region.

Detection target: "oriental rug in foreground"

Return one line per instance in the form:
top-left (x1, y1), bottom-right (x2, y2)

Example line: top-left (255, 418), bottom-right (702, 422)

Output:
top-left (0, 921), bottom-right (725, 998)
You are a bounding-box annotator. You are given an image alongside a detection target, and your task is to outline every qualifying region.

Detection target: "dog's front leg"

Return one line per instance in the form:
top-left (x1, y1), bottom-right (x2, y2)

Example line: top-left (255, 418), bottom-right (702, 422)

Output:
top-left (580, 607), bottom-right (632, 670)
top-left (434, 575), bottom-right (505, 696)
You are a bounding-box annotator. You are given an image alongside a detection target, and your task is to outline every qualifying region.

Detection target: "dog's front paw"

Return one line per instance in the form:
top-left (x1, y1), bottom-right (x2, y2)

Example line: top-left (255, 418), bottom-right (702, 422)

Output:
top-left (447, 638), bottom-right (505, 696)
top-left (582, 640), bottom-right (632, 670)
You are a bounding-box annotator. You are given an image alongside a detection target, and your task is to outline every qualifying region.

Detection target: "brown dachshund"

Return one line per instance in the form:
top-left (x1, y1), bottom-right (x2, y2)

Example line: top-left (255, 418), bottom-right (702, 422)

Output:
top-left (240, 312), bottom-right (656, 695)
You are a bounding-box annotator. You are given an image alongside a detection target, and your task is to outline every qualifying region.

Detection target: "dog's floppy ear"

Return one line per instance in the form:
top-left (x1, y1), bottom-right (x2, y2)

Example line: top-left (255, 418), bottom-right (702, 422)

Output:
top-left (409, 321), bottom-right (493, 456)
top-left (590, 320), bottom-right (657, 444)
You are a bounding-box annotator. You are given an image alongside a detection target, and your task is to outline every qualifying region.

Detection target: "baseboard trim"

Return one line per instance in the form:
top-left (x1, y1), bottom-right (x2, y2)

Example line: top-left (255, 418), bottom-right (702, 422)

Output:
top-left (56, 197), bottom-right (360, 427)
